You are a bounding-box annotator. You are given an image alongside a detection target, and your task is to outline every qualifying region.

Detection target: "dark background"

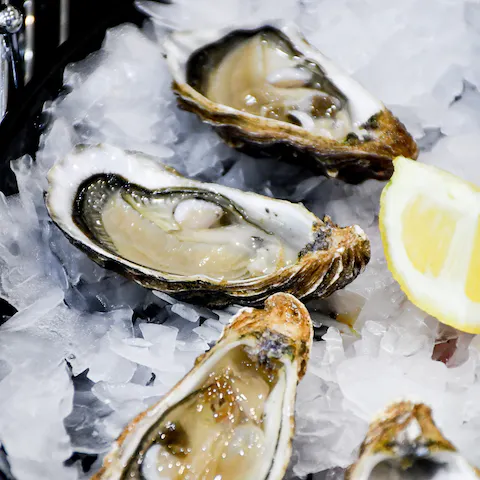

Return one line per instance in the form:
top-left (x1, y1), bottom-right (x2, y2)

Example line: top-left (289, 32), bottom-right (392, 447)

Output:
top-left (0, 0), bottom-right (145, 194)
top-left (30, 0), bottom-right (144, 80)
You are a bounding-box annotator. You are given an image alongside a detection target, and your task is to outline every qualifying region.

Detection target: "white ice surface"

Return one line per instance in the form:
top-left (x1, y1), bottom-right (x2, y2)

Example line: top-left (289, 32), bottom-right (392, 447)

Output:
top-left (1, 1), bottom-right (480, 478)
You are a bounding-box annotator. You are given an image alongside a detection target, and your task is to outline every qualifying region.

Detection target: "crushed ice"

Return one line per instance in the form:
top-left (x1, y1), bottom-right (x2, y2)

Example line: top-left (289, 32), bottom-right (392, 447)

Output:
top-left (1, 0), bottom-right (480, 478)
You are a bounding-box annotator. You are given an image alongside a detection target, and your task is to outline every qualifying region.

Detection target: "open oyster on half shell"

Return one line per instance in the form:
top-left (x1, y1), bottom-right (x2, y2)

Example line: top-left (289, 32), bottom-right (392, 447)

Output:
top-left (164, 22), bottom-right (418, 184)
top-left (92, 292), bottom-right (313, 480)
top-left (347, 401), bottom-right (480, 479)
top-left (45, 144), bottom-right (370, 307)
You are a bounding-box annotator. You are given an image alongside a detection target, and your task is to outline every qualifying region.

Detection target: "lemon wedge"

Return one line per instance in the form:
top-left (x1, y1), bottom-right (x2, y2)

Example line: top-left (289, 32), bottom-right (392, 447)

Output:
top-left (380, 156), bottom-right (480, 333)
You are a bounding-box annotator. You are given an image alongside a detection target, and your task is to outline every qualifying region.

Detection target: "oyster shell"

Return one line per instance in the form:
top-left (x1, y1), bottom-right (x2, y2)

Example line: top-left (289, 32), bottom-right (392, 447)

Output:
top-left (92, 292), bottom-right (313, 480)
top-left (164, 22), bottom-right (418, 184)
top-left (45, 144), bottom-right (370, 307)
top-left (347, 401), bottom-right (480, 479)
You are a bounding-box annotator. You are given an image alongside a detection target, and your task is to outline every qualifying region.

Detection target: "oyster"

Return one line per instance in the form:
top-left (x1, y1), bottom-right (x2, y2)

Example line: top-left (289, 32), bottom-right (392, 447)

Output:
top-left (92, 292), bottom-right (313, 479)
top-left (164, 22), bottom-right (418, 184)
top-left (45, 144), bottom-right (370, 307)
top-left (347, 401), bottom-right (480, 479)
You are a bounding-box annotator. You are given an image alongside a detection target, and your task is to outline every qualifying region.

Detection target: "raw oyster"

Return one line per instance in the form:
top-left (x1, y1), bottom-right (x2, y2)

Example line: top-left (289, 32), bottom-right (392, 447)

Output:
top-left (164, 22), bottom-right (418, 184)
top-left (92, 292), bottom-right (313, 480)
top-left (45, 144), bottom-right (370, 307)
top-left (347, 401), bottom-right (480, 479)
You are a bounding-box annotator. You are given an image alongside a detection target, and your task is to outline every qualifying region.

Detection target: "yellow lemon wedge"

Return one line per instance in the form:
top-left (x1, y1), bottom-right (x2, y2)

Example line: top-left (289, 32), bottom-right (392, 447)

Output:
top-left (380, 156), bottom-right (480, 334)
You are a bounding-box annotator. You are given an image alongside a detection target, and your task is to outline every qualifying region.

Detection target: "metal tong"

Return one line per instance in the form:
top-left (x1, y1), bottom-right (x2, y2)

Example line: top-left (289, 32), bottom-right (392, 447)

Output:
top-left (0, 2), bottom-right (25, 119)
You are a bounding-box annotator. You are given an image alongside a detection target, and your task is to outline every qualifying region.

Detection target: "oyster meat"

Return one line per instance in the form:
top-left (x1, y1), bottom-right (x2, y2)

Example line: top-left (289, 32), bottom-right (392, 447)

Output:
top-left (92, 292), bottom-right (313, 480)
top-left (347, 401), bottom-right (480, 479)
top-left (45, 144), bottom-right (370, 307)
top-left (164, 22), bottom-right (418, 183)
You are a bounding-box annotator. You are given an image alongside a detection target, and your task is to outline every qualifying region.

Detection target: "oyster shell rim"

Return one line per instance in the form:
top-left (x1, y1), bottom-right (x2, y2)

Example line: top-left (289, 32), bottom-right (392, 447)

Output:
top-left (346, 401), bottom-right (480, 479)
top-left (91, 293), bottom-right (313, 480)
top-left (164, 21), bottom-right (418, 183)
top-left (45, 144), bottom-right (371, 307)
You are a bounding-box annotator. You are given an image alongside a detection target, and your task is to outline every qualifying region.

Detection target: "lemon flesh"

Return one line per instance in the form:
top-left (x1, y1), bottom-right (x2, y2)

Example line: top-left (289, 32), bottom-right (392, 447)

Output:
top-left (380, 157), bottom-right (480, 333)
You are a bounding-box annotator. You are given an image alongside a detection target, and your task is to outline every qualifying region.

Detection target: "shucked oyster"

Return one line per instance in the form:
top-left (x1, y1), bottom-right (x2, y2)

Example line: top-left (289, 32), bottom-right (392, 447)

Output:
top-left (92, 293), bottom-right (313, 479)
top-left (347, 401), bottom-right (480, 479)
top-left (45, 145), bottom-right (370, 307)
top-left (164, 22), bottom-right (418, 184)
